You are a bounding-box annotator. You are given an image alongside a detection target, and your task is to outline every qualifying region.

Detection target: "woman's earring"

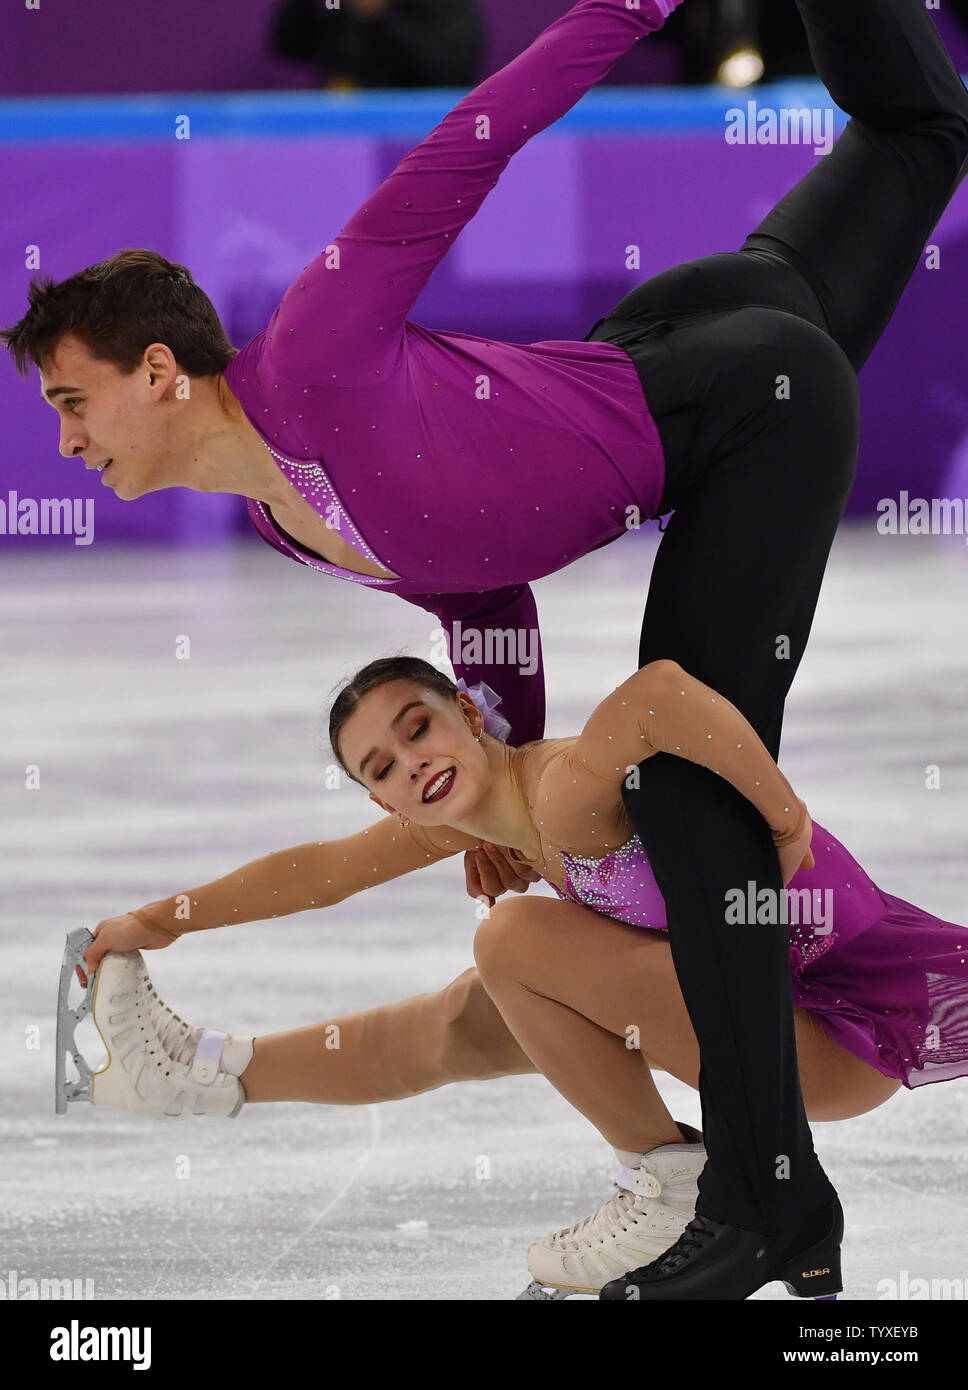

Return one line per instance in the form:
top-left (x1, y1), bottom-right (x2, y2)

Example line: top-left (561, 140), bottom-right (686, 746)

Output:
top-left (398, 815), bottom-right (410, 829)
top-left (476, 729), bottom-right (484, 742)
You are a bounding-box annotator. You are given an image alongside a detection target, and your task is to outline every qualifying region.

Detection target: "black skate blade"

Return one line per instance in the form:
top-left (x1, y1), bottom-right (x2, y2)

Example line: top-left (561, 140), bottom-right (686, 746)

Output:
top-left (55, 927), bottom-right (97, 1114)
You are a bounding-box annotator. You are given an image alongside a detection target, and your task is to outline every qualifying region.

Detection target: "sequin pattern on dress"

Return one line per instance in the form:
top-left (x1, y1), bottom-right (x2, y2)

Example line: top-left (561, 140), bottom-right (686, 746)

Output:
top-left (549, 830), bottom-right (842, 973)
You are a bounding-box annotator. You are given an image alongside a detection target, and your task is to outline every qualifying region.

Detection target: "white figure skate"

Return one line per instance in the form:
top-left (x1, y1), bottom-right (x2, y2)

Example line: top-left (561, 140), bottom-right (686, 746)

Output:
top-left (55, 927), bottom-right (252, 1120)
top-left (516, 1122), bottom-right (706, 1299)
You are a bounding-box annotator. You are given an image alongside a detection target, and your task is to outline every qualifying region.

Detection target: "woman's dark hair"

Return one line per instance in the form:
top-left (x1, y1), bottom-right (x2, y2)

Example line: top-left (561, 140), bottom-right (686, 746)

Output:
top-left (0, 248), bottom-right (237, 379)
top-left (329, 655), bottom-right (459, 785)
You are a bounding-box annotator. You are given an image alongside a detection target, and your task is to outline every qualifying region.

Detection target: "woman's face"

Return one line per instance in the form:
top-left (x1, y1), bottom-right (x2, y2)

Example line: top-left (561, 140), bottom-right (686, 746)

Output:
top-left (338, 680), bottom-right (488, 825)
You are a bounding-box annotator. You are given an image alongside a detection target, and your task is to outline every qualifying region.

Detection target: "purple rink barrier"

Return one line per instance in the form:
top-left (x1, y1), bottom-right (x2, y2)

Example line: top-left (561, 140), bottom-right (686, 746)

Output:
top-left (1, 83), bottom-right (968, 547)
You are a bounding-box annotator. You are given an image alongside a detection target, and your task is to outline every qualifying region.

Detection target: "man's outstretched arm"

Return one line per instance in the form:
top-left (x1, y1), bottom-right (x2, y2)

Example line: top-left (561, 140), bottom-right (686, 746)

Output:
top-left (269, 0), bottom-right (679, 385)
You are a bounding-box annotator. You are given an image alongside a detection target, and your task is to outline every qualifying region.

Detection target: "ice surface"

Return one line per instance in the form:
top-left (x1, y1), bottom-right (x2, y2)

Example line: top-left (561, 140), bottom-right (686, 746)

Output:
top-left (3, 526), bottom-right (967, 1300)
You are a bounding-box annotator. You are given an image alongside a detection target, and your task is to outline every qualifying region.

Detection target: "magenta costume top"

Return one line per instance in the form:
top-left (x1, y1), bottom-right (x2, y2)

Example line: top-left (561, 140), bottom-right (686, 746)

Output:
top-left (548, 819), bottom-right (968, 1091)
top-left (225, 0), bottom-right (677, 748)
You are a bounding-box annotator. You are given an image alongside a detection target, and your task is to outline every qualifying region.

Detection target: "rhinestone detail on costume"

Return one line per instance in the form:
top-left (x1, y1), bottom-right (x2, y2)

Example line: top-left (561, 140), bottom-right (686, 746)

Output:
top-left (552, 832), bottom-right (840, 970)
top-left (259, 439), bottom-right (400, 586)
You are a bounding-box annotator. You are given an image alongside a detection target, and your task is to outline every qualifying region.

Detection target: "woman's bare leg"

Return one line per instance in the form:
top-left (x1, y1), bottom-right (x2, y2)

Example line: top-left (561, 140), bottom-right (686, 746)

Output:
top-left (239, 965), bottom-right (538, 1104)
top-left (238, 894), bottom-right (901, 1135)
top-left (473, 896), bottom-right (902, 1153)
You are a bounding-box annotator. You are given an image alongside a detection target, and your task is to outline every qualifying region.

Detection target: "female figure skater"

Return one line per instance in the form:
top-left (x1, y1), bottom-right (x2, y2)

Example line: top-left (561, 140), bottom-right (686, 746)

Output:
top-left (78, 660), bottom-right (968, 1300)
top-left (11, 0), bottom-right (968, 1297)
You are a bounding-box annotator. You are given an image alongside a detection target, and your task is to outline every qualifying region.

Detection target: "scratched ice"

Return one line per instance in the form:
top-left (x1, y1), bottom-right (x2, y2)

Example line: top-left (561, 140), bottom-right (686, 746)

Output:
top-left (3, 529), bottom-right (967, 1299)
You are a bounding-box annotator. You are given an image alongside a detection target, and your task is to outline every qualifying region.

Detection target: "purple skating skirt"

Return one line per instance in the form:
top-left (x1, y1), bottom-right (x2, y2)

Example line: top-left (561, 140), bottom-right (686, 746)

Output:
top-left (550, 819), bottom-right (968, 1090)
top-left (790, 888), bottom-right (968, 1088)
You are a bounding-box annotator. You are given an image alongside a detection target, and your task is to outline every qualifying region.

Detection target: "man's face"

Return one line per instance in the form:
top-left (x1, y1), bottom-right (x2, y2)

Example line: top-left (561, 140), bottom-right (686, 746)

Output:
top-left (39, 334), bottom-right (181, 501)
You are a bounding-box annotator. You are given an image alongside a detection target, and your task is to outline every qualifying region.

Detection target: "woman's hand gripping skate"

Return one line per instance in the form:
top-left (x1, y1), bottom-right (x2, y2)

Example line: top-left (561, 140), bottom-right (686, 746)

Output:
top-left (77, 914), bottom-right (176, 988)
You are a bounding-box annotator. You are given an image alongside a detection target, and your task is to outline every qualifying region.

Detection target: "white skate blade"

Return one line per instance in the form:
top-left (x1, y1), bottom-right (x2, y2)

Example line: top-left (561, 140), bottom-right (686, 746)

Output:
top-left (515, 1280), bottom-right (599, 1301)
top-left (55, 927), bottom-right (98, 1114)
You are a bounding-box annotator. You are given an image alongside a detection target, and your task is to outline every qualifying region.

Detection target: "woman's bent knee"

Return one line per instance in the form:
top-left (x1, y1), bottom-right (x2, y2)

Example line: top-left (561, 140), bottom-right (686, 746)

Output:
top-left (473, 896), bottom-right (535, 978)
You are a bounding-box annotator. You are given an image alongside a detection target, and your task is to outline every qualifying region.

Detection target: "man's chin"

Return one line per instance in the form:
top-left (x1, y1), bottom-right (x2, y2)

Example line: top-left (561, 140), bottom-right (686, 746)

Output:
top-left (111, 471), bottom-right (195, 501)
top-left (109, 476), bottom-right (150, 502)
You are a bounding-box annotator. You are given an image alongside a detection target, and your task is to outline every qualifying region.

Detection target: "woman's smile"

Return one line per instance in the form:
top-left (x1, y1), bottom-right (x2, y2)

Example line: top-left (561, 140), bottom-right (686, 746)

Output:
top-left (422, 767), bottom-right (456, 804)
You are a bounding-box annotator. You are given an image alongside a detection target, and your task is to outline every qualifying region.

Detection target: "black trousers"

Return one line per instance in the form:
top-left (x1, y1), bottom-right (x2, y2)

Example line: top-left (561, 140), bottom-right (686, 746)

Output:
top-left (584, 0), bottom-right (968, 1235)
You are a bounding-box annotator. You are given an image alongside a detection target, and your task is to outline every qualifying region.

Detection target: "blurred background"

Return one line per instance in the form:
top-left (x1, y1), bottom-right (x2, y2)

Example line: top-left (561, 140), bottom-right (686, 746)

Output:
top-left (3, 0), bottom-right (968, 543)
top-left (5, 0), bottom-right (968, 93)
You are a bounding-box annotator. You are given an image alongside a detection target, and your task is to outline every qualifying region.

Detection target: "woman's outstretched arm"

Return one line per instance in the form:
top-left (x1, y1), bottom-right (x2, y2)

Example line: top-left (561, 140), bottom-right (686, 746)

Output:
top-left (81, 816), bottom-right (481, 975)
top-left (543, 659), bottom-right (814, 875)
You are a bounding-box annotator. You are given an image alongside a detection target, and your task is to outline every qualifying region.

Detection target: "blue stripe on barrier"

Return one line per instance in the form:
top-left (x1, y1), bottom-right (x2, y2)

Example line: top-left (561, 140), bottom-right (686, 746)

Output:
top-left (0, 82), bottom-right (857, 143)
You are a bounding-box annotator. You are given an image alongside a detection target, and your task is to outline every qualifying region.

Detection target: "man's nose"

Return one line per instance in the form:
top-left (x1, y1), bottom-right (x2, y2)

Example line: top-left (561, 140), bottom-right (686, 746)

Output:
top-left (59, 433), bottom-right (86, 460)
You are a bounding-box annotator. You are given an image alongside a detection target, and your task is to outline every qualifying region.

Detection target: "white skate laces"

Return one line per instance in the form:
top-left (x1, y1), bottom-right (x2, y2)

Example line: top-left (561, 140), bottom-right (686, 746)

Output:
top-left (138, 969), bottom-right (252, 1075)
top-left (88, 950), bottom-right (254, 1121)
top-left (524, 1125), bottom-right (706, 1296)
top-left (138, 969), bottom-right (204, 1066)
